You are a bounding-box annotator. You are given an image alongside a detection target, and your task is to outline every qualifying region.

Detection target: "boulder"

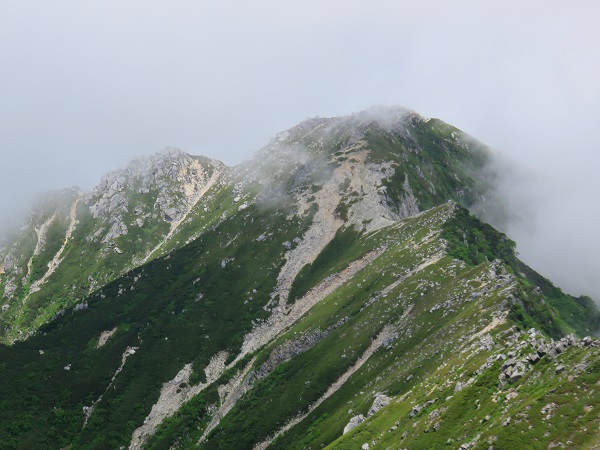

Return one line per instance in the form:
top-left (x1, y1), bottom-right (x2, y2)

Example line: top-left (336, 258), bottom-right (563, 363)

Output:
top-left (555, 342), bottom-right (567, 354)
top-left (343, 414), bottom-right (365, 434)
top-left (409, 405), bottom-right (422, 418)
top-left (368, 394), bottom-right (390, 416)
top-left (509, 371), bottom-right (523, 383)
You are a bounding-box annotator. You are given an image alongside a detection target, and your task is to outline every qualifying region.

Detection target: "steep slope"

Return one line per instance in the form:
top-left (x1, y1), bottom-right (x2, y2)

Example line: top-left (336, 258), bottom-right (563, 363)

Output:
top-left (1, 107), bottom-right (493, 343)
top-left (0, 149), bottom-right (225, 343)
top-left (0, 202), bottom-right (597, 450)
top-left (0, 107), bottom-right (598, 449)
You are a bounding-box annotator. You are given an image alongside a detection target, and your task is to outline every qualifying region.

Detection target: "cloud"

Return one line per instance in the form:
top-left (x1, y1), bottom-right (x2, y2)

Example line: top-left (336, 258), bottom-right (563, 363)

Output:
top-left (0, 1), bottom-right (599, 298)
top-left (472, 146), bottom-right (600, 299)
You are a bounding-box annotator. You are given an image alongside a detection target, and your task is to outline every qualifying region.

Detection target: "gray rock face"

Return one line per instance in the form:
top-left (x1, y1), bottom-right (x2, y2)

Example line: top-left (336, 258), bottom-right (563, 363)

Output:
top-left (251, 323), bottom-right (343, 381)
top-left (509, 371), bottom-right (523, 383)
top-left (86, 147), bottom-right (220, 244)
top-left (398, 175), bottom-right (420, 218)
top-left (495, 329), bottom-right (599, 390)
top-left (409, 405), bottom-right (421, 418)
top-left (343, 414), bottom-right (365, 434)
top-left (103, 216), bottom-right (128, 243)
top-left (368, 394), bottom-right (390, 417)
top-left (163, 208), bottom-right (180, 223)
top-left (3, 254), bottom-right (15, 273)
top-left (555, 342), bottom-right (567, 354)
top-left (3, 280), bottom-right (17, 299)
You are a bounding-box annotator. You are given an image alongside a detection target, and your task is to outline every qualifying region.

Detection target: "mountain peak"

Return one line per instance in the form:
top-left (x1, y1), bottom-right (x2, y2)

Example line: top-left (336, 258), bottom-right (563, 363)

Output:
top-left (1, 109), bottom-right (599, 450)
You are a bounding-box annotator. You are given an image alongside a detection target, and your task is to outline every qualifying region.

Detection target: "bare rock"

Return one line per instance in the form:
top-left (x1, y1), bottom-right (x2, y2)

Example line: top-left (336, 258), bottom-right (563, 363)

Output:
top-left (343, 414), bottom-right (365, 434)
top-left (368, 394), bottom-right (390, 417)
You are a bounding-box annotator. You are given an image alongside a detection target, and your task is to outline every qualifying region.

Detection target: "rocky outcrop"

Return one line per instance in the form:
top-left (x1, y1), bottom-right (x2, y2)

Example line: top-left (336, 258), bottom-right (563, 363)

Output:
top-left (87, 148), bottom-right (223, 244)
top-left (344, 414), bottom-right (365, 434)
top-left (0, 149), bottom-right (226, 343)
top-left (252, 327), bottom-right (335, 380)
top-left (496, 328), bottom-right (597, 388)
top-left (368, 394), bottom-right (391, 417)
top-left (130, 351), bottom-right (229, 449)
top-left (343, 394), bottom-right (391, 434)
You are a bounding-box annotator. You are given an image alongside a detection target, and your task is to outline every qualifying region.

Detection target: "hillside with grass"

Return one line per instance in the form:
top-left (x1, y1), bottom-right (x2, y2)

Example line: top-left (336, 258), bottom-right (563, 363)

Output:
top-left (0, 107), bottom-right (598, 449)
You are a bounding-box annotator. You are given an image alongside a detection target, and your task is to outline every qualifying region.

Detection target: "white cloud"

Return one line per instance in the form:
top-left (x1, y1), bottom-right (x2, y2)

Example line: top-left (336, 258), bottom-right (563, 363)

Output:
top-left (0, 0), bottom-right (598, 297)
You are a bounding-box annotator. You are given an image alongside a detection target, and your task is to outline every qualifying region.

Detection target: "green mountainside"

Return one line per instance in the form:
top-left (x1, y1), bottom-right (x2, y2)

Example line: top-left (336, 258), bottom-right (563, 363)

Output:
top-left (0, 107), bottom-right (598, 449)
top-left (0, 149), bottom-right (225, 343)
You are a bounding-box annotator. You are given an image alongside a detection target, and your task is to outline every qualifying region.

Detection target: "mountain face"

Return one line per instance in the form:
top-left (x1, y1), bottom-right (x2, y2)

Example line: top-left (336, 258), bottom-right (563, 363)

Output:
top-left (0, 148), bottom-right (225, 342)
top-left (0, 107), bottom-right (599, 449)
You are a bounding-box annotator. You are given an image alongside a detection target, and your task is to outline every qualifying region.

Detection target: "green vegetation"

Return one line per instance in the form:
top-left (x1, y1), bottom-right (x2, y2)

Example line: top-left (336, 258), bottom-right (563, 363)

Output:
top-left (443, 205), bottom-right (600, 338)
top-left (0, 200), bottom-right (316, 449)
top-left (366, 118), bottom-right (493, 213)
top-left (288, 226), bottom-right (363, 302)
top-left (0, 113), bottom-right (598, 449)
top-left (443, 204), bottom-right (516, 266)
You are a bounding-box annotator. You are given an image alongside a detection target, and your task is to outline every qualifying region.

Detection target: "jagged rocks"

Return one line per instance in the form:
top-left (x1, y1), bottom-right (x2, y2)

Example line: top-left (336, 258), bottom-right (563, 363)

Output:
top-left (343, 414), bottom-right (365, 434)
top-left (397, 175), bottom-right (419, 218)
top-left (409, 405), bottom-right (421, 418)
top-left (3, 280), bottom-right (16, 299)
top-left (163, 208), bottom-right (180, 223)
top-left (342, 385), bottom-right (390, 433)
top-left (368, 394), bottom-right (390, 417)
top-left (3, 254), bottom-right (15, 273)
top-left (252, 327), bottom-right (335, 380)
top-left (409, 398), bottom-right (437, 418)
top-left (495, 330), bottom-right (599, 390)
top-left (509, 370), bottom-right (523, 383)
top-left (102, 216), bottom-right (128, 242)
top-left (87, 148), bottom-right (222, 244)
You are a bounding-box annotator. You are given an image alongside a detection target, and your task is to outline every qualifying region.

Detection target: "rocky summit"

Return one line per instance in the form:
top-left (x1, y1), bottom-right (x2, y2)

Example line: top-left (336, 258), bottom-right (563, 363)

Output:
top-left (0, 107), bottom-right (598, 449)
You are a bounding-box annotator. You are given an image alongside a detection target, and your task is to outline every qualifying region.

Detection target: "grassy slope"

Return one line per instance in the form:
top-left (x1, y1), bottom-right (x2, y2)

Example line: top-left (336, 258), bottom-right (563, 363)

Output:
top-left (0, 116), bottom-right (598, 449)
top-left (443, 205), bottom-right (600, 338)
top-left (329, 337), bottom-right (600, 450)
top-left (147, 204), bottom-right (600, 450)
top-left (0, 164), bottom-right (232, 344)
top-left (369, 118), bottom-right (493, 213)
top-left (0, 202), bottom-right (598, 449)
top-left (0, 199), bottom-right (315, 449)
top-left (319, 207), bottom-right (600, 450)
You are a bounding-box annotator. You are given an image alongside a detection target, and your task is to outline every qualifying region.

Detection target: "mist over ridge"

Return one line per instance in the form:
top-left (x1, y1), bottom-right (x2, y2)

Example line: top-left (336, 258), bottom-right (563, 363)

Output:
top-left (1, 105), bottom-right (597, 303)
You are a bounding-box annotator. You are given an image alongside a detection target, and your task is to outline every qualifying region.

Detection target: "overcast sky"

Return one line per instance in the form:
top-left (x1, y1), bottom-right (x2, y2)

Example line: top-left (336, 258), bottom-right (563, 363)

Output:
top-left (1, 1), bottom-right (599, 298)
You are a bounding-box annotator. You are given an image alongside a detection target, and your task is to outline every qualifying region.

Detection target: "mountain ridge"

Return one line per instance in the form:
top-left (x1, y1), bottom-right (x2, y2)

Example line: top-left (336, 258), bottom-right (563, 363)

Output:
top-left (0, 107), bottom-right (598, 449)
top-left (1, 107), bottom-right (496, 342)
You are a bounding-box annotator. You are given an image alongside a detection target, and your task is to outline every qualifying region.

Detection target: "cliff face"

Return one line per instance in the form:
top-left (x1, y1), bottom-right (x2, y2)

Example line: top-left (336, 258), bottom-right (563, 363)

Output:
top-left (0, 107), bottom-right (598, 449)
